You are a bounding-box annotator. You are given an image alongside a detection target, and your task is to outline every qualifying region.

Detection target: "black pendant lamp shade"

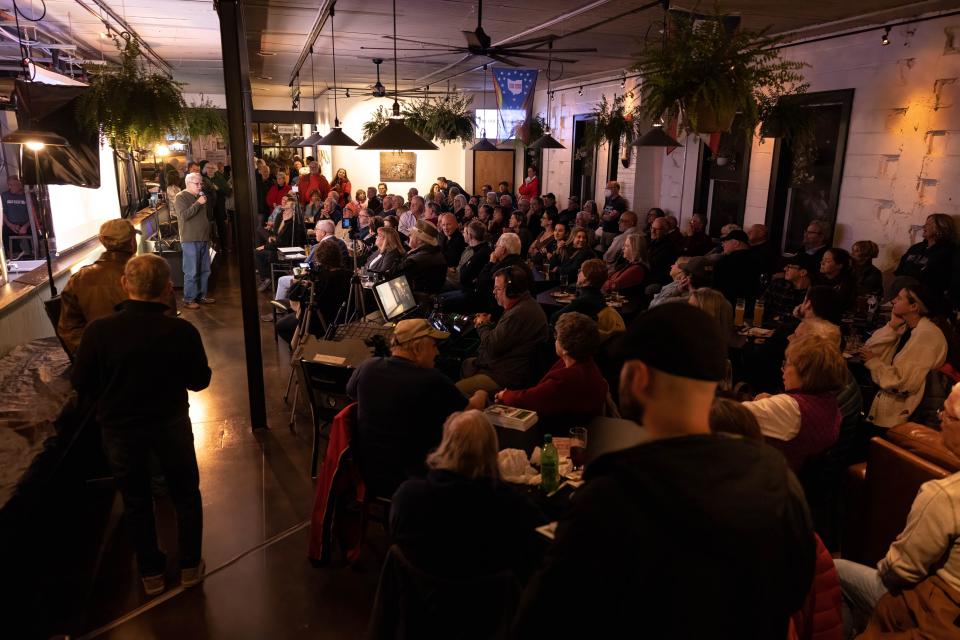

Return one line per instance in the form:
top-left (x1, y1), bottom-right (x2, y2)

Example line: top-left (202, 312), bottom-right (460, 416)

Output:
top-left (471, 137), bottom-right (498, 151)
top-left (357, 108), bottom-right (438, 150)
top-left (3, 129), bottom-right (69, 148)
top-left (529, 133), bottom-right (564, 149)
top-left (357, 0), bottom-right (436, 151)
top-left (634, 124), bottom-right (681, 148)
top-left (317, 4), bottom-right (358, 147)
top-left (318, 125), bottom-right (358, 147)
top-left (298, 132), bottom-right (322, 147)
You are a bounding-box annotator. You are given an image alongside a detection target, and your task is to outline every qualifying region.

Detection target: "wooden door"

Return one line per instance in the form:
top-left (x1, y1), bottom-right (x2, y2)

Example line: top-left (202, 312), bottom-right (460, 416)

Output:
top-left (474, 150), bottom-right (515, 197)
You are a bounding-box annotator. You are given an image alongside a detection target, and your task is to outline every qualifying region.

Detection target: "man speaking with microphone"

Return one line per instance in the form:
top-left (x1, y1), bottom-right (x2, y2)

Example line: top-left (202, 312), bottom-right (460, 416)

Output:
top-left (175, 172), bottom-right (215, 310)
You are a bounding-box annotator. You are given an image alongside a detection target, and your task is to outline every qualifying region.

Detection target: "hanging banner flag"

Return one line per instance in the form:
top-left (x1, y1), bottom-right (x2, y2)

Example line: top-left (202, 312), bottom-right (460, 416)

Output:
top-left (493, 68), bottom-right (538, 143)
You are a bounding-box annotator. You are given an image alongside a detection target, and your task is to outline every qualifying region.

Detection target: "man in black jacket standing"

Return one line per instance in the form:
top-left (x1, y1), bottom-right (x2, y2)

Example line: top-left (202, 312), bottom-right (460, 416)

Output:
top-left (72, 254), bottom-right (211, 596)
top-left (514, 304), bottom-right (815, 638)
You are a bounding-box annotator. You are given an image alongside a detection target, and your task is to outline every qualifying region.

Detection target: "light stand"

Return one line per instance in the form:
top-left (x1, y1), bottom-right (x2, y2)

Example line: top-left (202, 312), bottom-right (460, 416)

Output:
top-left (31, 147), bottom-right (57, 296)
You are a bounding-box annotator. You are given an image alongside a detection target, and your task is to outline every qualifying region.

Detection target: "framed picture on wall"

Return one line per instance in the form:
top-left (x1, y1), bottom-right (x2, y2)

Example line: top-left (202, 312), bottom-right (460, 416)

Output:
top-left (380, 152), bottom-right (416, 182)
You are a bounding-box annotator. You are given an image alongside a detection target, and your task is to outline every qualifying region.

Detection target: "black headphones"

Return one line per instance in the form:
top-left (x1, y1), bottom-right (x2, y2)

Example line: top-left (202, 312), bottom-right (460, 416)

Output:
top-left (495, 265), bottom-right (529, 298)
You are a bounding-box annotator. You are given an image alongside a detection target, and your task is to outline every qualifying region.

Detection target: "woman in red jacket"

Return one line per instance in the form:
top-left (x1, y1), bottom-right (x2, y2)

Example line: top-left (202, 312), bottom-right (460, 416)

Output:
top-left (518, 166), bottom-right (540, 200)
top-left (602, 233), bottom-right (649, 300)
top-left (494, 311), bottom-right (607, 422)
top-left (265, 171), bottom-right (292, 211)
top-left (331, 168), bottom-right (351, 208)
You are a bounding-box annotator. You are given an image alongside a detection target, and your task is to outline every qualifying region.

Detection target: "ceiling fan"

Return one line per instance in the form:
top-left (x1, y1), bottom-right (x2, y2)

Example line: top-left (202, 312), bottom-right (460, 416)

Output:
top-left (360, 0), bottom-right (597, 67)
top-left (356, 59), bottom-right (453, 101)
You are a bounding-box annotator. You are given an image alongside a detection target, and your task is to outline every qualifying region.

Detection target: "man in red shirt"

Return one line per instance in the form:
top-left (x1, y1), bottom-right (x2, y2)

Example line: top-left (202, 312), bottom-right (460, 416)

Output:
top-left (298, 161), bottom-right (330, 206)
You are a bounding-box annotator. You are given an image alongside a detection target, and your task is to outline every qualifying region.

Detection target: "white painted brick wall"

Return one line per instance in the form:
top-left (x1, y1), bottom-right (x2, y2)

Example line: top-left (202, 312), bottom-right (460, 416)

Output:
top-left (659, 14), bottom-right (960, 271)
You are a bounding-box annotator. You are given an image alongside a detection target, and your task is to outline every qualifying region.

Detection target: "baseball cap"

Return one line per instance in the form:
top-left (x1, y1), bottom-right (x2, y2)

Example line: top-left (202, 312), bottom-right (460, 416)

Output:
top-left (620, 304), bottom-right (728, 382)
top-left (392, 318), bottom-right (449, 344)
top-left (720, 229), bottom-right (750, 244)
top-left (99, 219), bottom-right (140, 251)
top-left (409, 220), bottom-right (439, 246)
top-left (781, 252), bottom-right (815, 273)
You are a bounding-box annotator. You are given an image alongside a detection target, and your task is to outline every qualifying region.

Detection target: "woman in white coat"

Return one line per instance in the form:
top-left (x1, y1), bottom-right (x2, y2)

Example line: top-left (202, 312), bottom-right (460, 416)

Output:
top-left (862, 285), bottom-right (948, 427)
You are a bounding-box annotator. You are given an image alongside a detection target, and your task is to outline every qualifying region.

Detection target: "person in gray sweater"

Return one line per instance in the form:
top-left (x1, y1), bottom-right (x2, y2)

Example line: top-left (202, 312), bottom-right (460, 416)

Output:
top-left (175, 172), bottom-right (214, 309)
top-left (457, 264), bottom-right (549, 396)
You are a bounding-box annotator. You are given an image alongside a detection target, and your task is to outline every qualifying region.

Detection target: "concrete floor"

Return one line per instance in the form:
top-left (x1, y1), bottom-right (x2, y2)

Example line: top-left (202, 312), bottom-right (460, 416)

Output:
top-left (24, 256), bottom-right (383, 639)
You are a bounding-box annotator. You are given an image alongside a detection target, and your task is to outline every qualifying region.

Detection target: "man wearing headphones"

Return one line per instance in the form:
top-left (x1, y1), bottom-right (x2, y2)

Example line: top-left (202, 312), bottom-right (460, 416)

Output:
top-left (456, 264), bottom-right (549, 397)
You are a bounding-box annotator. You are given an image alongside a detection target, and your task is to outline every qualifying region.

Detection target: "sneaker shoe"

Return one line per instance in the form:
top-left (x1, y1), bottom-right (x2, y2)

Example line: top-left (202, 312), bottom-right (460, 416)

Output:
top-left (270, 300), bottom-right (292, 314)
top-left (183, 301), bottom-right (200, 310)
top-left (142, 573), bottom-right (166, 596)
top-left (181, 559), bottom-right (206, 587)
top-left (197, 297), bottom-right (216, 304)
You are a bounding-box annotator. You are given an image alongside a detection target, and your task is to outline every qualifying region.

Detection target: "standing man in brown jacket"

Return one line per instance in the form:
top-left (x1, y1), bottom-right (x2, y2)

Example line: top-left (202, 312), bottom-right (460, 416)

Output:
top-left (59, 219), bottom-right (177, 355)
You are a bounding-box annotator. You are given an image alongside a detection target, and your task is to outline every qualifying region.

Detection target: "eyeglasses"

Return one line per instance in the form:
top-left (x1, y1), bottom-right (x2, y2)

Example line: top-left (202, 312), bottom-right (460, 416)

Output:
top-left (938, 408), bottom-right (959, 423)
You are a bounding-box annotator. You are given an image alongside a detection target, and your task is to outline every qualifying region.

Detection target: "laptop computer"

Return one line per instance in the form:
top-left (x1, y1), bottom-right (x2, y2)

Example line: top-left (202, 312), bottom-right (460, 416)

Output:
top-left (374, 275), bottom-right (420, 323)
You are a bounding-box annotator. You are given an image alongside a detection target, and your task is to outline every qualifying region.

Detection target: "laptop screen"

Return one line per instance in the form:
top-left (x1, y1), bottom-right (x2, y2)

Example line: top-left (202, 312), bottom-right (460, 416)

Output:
top-left (374, 275), bottom-right (417, 321)
top-left (141, 214), bottom-right (158, 240)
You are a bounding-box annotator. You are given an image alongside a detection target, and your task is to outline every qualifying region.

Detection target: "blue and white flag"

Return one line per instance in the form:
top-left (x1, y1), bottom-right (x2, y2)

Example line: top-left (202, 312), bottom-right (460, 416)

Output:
top-left (493, 68), bottom-right (538, 141)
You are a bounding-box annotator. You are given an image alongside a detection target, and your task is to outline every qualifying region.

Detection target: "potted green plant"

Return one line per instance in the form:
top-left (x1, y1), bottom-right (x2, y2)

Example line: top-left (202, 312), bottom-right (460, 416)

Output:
top-left (584, 94), bottom-right (641, 148)
top-left (77, 34), bottom-right (186, 149)
top-left (361, 105), bottom-right (392, 141)
top-left (633, 8), bottom-right (807, 134)
top-left (178, 97), bottom-right (228, 140)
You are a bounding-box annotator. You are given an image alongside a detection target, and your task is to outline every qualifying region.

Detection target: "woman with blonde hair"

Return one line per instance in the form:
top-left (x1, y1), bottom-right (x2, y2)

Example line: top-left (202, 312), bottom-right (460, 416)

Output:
top-left (603, 234), bottom-right (650, 300)
top-left (389, 410), bottom-right (545, 578)
top-left (743, 336), bottom-right (845, 471)
top-left (688, 287), bottom-right (734, 340)
top-left (850, 240), bottom-right (883, 298)
top-left (363, 225), bottom-right (406, 281)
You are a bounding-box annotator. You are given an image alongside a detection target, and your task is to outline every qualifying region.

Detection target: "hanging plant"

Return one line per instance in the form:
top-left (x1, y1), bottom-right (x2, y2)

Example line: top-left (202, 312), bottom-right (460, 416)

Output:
top-left (583, 94), bottom-right (641, 148)
top-left (403, 94), bottom-right (475, 145)
top-left (510, 114), bottom-right (547, 149)
top-left (178, 97), bottom-right (228, 140)
top-left (633, 8), bottom-right (807, 135)
top-left (361, 105), bottom-right (392, 141)
top-left (76, 34), bottom-right (185, 150)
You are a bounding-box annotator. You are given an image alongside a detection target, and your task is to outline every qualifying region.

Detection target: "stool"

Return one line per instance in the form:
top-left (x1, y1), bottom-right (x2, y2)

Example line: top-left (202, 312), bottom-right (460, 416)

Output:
top-left (7, 235), bottom-right (33, 257)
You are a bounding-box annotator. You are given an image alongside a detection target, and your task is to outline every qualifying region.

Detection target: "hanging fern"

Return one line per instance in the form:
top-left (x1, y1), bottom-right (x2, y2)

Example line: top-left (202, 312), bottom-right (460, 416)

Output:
top-left (583, 94), bottom-right (641, 149)
top-left (361, 105), bottom-right (393, 141)
top-left (178, 97), bottom-right (228, 140)
top-left (633, 8), bottom-right (807, 135)
top-left (76, 35), bottom-right (185, 150)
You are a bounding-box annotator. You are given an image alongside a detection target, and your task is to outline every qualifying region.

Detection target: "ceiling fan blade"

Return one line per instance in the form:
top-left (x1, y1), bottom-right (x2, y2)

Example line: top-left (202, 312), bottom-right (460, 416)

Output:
top-left (492, 51), bottom-right (578, 63)
top-left (529, 47), bottom-right (598, 53)
top-left (487, 53), bottom-right (520, 67)
top-left (385, 35), bottom-right (459, 47)
top-left (499, 34), bottom-right (557, 47)
top-left (361, 46), bottom-right (465, 51)
top-left (462, 30), bottom-right (485, 50)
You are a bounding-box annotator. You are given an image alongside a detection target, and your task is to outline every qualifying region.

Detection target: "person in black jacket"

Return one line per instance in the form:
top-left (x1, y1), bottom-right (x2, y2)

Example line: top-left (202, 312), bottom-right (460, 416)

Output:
top-left (72, 254), bottom-right (211, 596)
top-left (390, 410), bottom-right (545, 580)
top-left (401, 220), bottom-right (448, 295)
top-left (514, 304), bottom-right (815, 638)
top-left (362, 226), bottom-right (405, 283)
top-left (850, 240), bottom-right (883, 298)
top-left (548, 227), bottom-right (597, 282)
top-left (647, 216), bottom-right (680, 288)
top-left (712, 229), bottom-right (761, 306)
top-left (476, 232), bottom-right (528, 313)
top-left (817, 247), bottom-right (857, 312)
top-left (895, 213), bottom-right (956, 296)
top-left (437, 213), bottom-right (465, 267)
top-left (552, 258), bottom-right (608, 323)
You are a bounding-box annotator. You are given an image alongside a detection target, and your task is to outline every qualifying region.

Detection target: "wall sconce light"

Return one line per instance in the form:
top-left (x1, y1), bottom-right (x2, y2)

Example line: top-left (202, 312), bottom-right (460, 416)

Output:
top-left (881, 26), bottom-right (891, 46)
top-left (578, 86), bottom-right (583, 96)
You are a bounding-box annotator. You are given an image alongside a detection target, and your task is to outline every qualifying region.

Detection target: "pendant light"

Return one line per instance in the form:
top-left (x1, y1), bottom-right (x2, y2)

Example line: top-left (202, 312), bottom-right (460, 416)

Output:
top-left (356, 0), bottom-right (437, 151)
top-left (530, 41), bottom-right (565, 150)
top-left (297, 49), bottom-right (322, 147)
top-left (471, 65), bottom-right (497, 151)
top-left (318, 3), bottom-right (358, 146)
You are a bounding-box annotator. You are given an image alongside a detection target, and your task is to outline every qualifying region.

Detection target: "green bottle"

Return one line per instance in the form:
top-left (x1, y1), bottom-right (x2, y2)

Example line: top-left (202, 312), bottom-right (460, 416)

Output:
top-left (540, 434), bottom-right (559, 493)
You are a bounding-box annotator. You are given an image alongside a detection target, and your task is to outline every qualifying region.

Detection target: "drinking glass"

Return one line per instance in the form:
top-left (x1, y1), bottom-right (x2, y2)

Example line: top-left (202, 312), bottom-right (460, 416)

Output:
top-left (560, 274), bottom-right (570, 294)
top-left (569, 427), bottom-right (587, 471)
top-left (735, 298), bottom-right (746, 327)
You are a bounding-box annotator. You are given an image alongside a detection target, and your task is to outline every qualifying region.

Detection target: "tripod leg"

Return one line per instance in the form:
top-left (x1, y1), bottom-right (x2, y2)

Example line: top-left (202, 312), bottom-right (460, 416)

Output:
top-left (288, 382), bottom-right (299, 429)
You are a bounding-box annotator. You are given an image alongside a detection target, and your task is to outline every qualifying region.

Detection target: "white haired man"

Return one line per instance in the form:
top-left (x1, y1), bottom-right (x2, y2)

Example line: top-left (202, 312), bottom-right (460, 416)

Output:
top-left (175, 172), bottom-right (214, 309)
